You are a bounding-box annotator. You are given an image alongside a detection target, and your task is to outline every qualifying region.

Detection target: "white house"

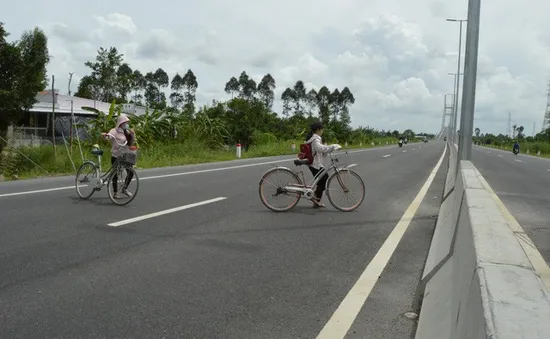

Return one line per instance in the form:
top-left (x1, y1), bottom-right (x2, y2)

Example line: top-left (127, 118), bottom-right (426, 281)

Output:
top-left (10, 89), bottom-right (148, 146)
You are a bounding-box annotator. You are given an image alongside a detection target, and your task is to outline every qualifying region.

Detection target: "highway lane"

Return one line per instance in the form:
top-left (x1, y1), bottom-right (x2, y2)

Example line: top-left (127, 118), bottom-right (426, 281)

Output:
top-left (472, 146), bottom-right (550, 266)
top-left (0, 141), bottom-right (445, 339)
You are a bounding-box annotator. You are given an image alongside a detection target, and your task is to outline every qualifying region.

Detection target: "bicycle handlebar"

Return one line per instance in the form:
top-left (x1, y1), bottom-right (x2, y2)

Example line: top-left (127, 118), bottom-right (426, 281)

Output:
top-left (104, 133), bottom-right (128, 147)
top-left (329, 149), bottom-right (347, 163)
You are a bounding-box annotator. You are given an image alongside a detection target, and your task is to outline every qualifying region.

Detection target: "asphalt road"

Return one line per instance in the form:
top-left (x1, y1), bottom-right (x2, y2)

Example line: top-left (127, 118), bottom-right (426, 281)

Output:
top-left (471, 145), bottom-right (550, 266)
top-left (0, 142), bottom-right (447, 339)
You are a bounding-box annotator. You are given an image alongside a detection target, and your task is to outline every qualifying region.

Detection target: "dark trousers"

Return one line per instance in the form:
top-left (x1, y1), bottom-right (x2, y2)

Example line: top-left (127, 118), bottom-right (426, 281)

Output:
top-left (111, 156), bottom-right (134, 192)
top-left (309, 166), bottom-right (329, 199)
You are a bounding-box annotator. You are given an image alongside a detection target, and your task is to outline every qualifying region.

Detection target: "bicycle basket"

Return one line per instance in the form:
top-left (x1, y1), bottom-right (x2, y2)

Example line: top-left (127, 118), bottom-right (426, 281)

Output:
top-left (119, 150), bottom-right (138, 165)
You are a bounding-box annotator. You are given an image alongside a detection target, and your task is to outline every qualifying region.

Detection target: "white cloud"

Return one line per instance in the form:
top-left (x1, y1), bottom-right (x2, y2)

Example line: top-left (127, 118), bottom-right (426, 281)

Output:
top-left (2, 0), bottom-right (550, 134)
top-left (91, 13), bottom-right (137, 40)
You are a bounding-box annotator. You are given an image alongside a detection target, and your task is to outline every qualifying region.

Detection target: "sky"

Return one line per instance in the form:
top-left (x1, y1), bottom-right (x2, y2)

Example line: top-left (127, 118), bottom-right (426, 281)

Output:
top-left (2, 0), bottom-right (550, 135)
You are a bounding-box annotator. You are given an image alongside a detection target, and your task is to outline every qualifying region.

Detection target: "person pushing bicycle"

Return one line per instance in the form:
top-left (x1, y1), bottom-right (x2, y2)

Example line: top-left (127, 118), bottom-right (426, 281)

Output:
top-left (101, 114), bottom-right (138, 199)
top-left (303, 122), bottom-right (341, 208)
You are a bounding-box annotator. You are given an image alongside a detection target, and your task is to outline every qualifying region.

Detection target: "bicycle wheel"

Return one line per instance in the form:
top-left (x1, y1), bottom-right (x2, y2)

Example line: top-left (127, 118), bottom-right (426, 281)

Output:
top-left (259, 167), bottom-right (302, 212)
top-left (326, 169), bottom-right (365, 212)
top-left (75, 161), bottom-right (99, 199)
top-left (107, 165), bottom-right (139, 206)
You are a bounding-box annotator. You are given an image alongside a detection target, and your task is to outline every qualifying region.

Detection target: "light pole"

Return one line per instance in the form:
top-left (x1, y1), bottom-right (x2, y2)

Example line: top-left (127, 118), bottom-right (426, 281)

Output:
top-left (447, 18), bottom-right (466, 145)
top-left (457, 0), bottom-right (481, 161)
top-left (448, 72), bottom-right (463, 142)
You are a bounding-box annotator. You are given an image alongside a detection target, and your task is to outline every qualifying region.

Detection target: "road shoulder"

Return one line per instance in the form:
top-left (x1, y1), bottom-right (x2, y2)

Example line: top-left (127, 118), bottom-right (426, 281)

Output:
top-left (344, 149), bottom-right (447, 339)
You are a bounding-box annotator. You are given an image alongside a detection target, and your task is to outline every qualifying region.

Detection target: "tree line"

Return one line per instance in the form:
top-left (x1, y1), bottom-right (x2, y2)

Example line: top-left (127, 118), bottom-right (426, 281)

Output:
top-left (0, 22), bottom-right (430, 155)
top-left (74, 46), bottom-right (357, 133)
top-left (471, 124), bottom-right (550, 146)
top-left (0, 22), bottom-right (50, 152)
top-left (71, 46), bottom-right (378, 146)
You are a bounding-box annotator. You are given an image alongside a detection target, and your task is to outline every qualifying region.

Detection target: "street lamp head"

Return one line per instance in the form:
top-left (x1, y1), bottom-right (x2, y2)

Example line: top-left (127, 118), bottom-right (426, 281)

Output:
top-left (446, 18), bottom-right (467, 22)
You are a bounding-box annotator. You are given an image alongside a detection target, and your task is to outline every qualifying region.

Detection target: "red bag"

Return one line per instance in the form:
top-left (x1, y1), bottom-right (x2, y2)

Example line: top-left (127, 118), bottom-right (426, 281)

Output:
top-left (297, 142), bottom-right (314, 165)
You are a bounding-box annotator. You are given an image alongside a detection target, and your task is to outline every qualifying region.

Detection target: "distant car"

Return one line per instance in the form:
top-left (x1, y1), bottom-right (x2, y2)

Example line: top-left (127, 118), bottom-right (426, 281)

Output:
top-left (443, 137), bottom-right (447, 141)
top-left (423, 137), bottom-right (428, 143)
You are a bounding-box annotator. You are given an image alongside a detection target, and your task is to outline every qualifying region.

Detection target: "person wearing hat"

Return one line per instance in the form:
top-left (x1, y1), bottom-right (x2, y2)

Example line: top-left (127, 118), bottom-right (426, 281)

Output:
top-left (101, 114), bottom-right (137, 198)
top-left (304, 122), bottom-right (341, 208)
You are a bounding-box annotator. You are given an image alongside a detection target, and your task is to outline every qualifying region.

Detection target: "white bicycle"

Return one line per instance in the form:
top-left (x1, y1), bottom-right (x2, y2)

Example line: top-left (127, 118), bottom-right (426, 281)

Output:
top-left (74, 134), bottom-right (139, 206)
top-left (258, 151), bottom-right (366, 212)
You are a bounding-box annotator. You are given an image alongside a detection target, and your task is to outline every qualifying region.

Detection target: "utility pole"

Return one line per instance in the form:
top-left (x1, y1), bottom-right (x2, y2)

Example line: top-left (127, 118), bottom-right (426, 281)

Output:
top-left (68, 72), bottom-right (74, 96)
top-left (51, 75), bottom-right (56, 153)
top-left (70, 100), bottom-right (74, 147)
top-left (533, 121), bottom-right (536, 136)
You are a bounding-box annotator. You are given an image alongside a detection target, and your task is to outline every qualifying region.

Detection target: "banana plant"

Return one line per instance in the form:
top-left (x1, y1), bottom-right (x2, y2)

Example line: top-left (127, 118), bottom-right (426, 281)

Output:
top-left (78, 100), bottom-right (121, 145)
top-left (128, 107), bottom-right (171, 146)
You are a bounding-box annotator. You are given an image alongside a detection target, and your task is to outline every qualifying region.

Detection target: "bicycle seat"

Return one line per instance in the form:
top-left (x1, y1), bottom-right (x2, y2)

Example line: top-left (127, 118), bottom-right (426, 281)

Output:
top-left (91, 149), bottom-right (104, 156)
top-left (294, 159), bottom-right (309, 166)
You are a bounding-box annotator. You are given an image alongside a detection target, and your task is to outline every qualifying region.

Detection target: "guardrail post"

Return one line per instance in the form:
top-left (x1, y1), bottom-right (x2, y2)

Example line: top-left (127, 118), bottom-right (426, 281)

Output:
top-left (236, 143), bottom-right (241, 158)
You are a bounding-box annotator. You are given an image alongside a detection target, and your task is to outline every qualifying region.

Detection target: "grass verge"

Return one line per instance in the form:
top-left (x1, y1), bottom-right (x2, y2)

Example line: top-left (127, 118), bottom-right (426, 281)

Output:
top-left (0, 137), bottom-right (407, 181)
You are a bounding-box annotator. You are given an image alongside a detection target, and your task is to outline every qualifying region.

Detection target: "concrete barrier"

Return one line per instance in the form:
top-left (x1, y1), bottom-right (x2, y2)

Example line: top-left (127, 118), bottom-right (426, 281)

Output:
top-left (415, 159), bottom-right (550, 339)
top-left (420, 142), bottom-right (460, 284)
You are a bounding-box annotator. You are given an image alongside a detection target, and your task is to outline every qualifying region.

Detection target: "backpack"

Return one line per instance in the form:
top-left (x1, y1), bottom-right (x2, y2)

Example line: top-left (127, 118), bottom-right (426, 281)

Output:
top-left (298, 142), bottom-right (314, 165)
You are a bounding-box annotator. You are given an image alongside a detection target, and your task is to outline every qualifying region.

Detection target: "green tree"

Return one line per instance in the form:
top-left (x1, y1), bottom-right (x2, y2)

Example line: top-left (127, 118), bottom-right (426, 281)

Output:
top-left (0, 24), bottom-right (50, 151)
top-left (130, 70), bottom-right (145, 104)
top-left (292, 81), bottom-right (307, 116)
top-left (116, 63), bottom-right (133, 102)
top-left (82, 47), bottom-right (124, 102)
top-left (281, 88), bottom-right (293, 117)
top-left (403, 129), bottom-right (415, 139)
top-left (257, 73), bottom-right (276, 110)
top-left (224, 77), bottom-right (239, 98)
top-left (329, 88), bottom-right (341, 122)
top-left (75, 75), bottom-right (95, 99)
top-left (182, 69), bottom-right (198, 114)
top-left (144, 68), bottom-right (168, 109)
top-left (169, 73), bottom-right (184, 109)
top-left (305, 89), bottom-right (318, 118)
top-left (516, 126), bottom-right (524, 139)
top-left (316, 86), bottom-right (331, 125)
top-left (339, 87), bottom-right (355, 126)
top-left (238, 71), bottom-right (257, 100)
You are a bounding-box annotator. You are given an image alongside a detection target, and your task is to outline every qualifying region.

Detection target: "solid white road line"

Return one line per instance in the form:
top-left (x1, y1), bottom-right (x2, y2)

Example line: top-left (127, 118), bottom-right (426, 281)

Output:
top-left (477, 175), bottom-right (550, 290)
top-left (107, 197), bottom-right (227, 227)
top-left (0, 147), bottom-right (389, 199)
top-left (0, 185), bottom-right (75, 198)
top-left (316, 144), bottom-right (448, 339)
